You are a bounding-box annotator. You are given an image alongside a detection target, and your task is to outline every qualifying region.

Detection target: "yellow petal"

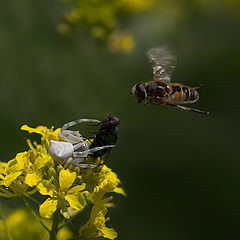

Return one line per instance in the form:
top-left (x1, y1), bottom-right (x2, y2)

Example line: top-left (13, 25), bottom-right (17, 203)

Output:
top-left (59, 169), bottom-right (76, 193)
top-left (25, 172), bottom-right (42, 187)
top-left (33, 153), bottom-right (51, 171)
top-left (0, 171), bottom-right (22, 187)
top-left (67, 184), bottom-right (85, 194)
top-left (101, 226), bottom-right (118, 240)
top-left (39, 198), bottom-right (58, 218)
top-left (113, 187), bottom-right (127, 196)
top-left (12, 152), bottom-right (30, 171)
top-left (37, 178), bottom-right (54, 197)
top-left (64, 192), bottom-right (86, 211)
top-left (21, 125), bottom-right (44, 136)
top-left (0, 162), bottom-right (7, 175)
top-left (91, 203), bottom-right (107, 220)
top-left (47, 128), bottom-right (61, 141)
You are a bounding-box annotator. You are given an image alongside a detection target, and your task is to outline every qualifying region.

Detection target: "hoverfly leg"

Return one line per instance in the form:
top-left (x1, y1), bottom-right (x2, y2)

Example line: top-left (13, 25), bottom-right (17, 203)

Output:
top-left (167, 103), bottom-right (209, 115)
top-left (192, 84), bottom-right (202, 90)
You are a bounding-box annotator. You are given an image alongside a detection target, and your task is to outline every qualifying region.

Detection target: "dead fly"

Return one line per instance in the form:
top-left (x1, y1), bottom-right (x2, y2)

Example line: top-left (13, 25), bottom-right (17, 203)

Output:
top-left (49, 116), bottom-right (119, 169)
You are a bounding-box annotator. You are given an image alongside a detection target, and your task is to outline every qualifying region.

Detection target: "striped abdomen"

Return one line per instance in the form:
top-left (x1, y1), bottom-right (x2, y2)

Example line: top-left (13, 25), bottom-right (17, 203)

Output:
top-left (168, 83), bottom-right (199, 104)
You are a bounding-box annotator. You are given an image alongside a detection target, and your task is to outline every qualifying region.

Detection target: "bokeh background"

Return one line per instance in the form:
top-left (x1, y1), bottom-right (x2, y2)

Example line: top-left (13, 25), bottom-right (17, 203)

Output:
top-left (1, 0), bottom-right (240, 239)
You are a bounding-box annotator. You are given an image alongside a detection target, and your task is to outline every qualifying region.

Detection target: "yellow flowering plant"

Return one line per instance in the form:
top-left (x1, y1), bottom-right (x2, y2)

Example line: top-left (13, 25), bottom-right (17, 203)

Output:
top-left (0, 124), bottom-right (125, 240)
top-left (58, 0), bottom-right (153, 52)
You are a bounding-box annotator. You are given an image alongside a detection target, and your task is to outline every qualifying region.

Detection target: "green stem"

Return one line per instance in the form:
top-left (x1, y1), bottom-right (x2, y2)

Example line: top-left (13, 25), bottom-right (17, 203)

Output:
top-left (23, 193), bottom-right (41, 205)
top-left (0, 202), bottom-right (12, 240)
top-left (22, 196), bottom-right (50, 233)
top-left (50, 209), bottom-right (60, 240)
top-left (66, 236), bottom-right (85, 240)
top-left (58, 202), bottom-right (91, 231)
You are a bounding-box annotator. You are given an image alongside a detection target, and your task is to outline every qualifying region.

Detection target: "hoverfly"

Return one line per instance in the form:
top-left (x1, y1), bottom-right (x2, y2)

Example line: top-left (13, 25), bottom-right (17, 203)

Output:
top-left (131, 46), bottom-right (209, 114)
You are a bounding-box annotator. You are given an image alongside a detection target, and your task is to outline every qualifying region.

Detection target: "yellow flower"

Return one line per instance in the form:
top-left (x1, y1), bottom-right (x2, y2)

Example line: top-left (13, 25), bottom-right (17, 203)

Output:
top-left (38, 168), bottom-right (86, 219)
top-left (1, 123), bottom-right (125, 239)
top-left (58, 0), bottom-right (154, 52)
top-left (79, 200), bottom-right (117, 240)
top-left (83, 165), bottom-right (126, 203)
top-left (0, 209), bottom-right (73, 240)
top-left (108, 31), bottom-right (135, 53)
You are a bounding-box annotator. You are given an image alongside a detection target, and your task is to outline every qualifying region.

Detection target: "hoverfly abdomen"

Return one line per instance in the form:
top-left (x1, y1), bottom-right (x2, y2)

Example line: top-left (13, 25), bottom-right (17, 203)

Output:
top-left (169, 84), bottom-right (199, 104)
top-left (188, 89), bottom-right (199, 103)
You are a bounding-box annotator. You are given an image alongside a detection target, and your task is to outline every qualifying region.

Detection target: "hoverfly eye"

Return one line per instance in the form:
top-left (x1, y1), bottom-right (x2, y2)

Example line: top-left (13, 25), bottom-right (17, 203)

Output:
top-left (135, 83), bottom-right (147, 102)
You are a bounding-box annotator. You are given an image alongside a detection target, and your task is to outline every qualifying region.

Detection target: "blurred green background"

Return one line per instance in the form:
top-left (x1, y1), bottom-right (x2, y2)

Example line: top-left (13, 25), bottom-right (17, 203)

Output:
top-left (1, 0), bottom-right (240, 239)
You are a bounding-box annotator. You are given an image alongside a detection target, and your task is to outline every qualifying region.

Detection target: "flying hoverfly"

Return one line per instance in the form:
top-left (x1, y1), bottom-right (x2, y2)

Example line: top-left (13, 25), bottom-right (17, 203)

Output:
top-left (130, 46), bottom-right (209, 115)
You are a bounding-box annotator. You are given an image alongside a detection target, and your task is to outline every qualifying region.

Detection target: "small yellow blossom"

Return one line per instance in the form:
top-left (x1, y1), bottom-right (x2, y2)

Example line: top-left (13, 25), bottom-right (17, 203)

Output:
top-left (79, 200), bottom-right (117, 240)
top-left (0, 123), bottom-right (124, 239)
top-left (0, 209), bottom-right (73, 240)
top-left (38, 168), bottom-right (86, 219)
top-left (58, 0), bottom-right (154, 52)
top-left (108, 31), bottom-right (135, 53)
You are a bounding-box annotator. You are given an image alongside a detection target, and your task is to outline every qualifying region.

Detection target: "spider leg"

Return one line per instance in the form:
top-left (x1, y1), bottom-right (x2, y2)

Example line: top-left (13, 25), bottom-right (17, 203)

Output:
top-left (63, 157), bottom-right (101, 169)
top-left (59, 119), bottom-right (100, 143)
top-left (72, 163), bottom-right (101, 169)
top-left (73, 141), bottom-right (89, 151)
top-left (63, 157), bottom-right (74, 169)
top-left (61, 119), bottom-right (100, 131)
top-left (72, 145), bottom-right (115, 158)
top-left (59, 130), bottom-right (83, 144)
top-left (166, 103), bottom-right (209, 115)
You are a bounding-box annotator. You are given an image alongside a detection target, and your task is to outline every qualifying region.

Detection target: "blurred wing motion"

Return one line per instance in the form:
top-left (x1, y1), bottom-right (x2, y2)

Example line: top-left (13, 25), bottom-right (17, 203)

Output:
top-left (147, 46), bottom-right (176, 82)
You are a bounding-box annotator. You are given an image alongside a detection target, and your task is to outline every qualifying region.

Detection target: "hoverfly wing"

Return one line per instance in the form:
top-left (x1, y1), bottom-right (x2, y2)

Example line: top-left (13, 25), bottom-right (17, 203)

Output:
top-left (146, 46), bottom-right (176, 82)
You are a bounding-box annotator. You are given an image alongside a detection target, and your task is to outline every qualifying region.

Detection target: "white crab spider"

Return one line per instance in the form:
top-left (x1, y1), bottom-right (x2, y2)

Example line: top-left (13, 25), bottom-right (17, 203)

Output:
top-left (49, 119), bottom-right (115, 169)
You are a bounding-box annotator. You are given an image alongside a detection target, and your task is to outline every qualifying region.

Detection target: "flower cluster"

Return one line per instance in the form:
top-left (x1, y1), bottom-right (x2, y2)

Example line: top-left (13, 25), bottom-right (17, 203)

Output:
top-left (58, 0), bottom-right (153, 52)
top-left (0, 124), bottom-right (125, 239)
top-left (0, 209), bottom-right (72, 240)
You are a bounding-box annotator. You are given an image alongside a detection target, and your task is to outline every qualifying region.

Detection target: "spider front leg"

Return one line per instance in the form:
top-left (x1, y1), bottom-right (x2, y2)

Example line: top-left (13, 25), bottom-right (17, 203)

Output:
top-left (73, 145), bottom-right (115, 158)
top-left (69, 158), bottom-right (102, 168)
top-left (59, 119), bottom-right (100, 143)
top-left (64, 157), bottom-right (100, 169)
